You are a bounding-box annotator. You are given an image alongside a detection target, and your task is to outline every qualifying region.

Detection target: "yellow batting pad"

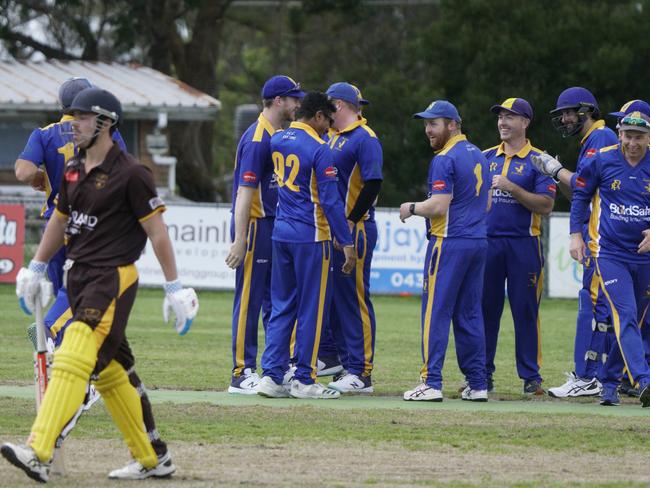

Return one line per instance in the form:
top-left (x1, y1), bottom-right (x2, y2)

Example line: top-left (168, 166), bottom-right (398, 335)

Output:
top-left (30, 321), bottom-right (97, 462)
top-left (94, 361), bottom-right (157, 469)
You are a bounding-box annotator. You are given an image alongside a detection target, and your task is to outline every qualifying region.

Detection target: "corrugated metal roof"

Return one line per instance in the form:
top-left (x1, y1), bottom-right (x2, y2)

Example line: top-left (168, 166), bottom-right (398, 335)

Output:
top-left (0, 60), bottom-right (221, 120)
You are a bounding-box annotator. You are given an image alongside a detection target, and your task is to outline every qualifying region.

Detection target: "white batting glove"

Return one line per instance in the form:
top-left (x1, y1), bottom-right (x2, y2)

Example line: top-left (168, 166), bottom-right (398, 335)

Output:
top-left (162, 280), bottom-right (199, 336)
top-left (530, 153), bottom-right (563, 179)
top-left (16, 261), bottom-right (52, 315)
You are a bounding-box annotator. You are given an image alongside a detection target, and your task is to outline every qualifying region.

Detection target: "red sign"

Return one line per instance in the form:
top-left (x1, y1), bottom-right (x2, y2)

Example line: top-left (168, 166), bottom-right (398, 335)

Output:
top-left (585, 148), bottom-right (597, 158)
top-left (242, 171), bottom-right (257, 183)
top-left (0, 204), bottom-right (25, 283)
top-left (432, 180), bottom-right (446, 191)
top-left (575, 177), bottom-right (587, 188)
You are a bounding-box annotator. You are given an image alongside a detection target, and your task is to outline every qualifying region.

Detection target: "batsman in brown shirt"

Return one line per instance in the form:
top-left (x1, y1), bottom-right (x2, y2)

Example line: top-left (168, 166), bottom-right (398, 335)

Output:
top-left (2, 88), bottom-right (199, 482)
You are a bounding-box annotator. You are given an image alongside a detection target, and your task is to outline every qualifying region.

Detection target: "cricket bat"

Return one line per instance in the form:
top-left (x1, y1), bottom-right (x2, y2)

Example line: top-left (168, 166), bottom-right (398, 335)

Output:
top-left (32, 282), bottom-right (66, 475)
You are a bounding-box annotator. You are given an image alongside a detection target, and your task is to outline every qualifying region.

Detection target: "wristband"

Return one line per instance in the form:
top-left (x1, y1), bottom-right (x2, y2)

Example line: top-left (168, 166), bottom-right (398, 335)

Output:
top-left (551, 167), bottom-right (563, 182)
top-left (164, 279), bottom-right (182, 294)
top-left (409, 203), bottom-right (416, 216)
top-left (28, 260), bottom-right (47, 274)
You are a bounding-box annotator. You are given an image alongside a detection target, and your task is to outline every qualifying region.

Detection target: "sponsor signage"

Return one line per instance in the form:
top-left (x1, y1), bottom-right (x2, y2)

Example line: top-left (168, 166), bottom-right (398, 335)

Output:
top-left (547, 213), bottom-right (581, 298)
top-left (0, 204), bottom-right (24, 283)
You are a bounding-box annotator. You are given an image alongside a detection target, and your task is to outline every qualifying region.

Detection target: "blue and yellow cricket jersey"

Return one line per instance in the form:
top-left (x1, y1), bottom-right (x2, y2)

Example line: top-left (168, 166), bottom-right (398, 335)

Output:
top-left (231, 114), bottom-right (278, 218)
top-left (483, 141), bottom-right (556, 237)
top-left (571, 120), bottom-right (619, 191)
top-left (571, 144), bottom-right (650, 263)
top-left (427, 134), bottom-right (489, 238)
top-left (19, 115), bottom-right (126, 219)
top-left (271, 122), bottom-right (352, 246)
top-left (327, 117), bottom-right (383, 221)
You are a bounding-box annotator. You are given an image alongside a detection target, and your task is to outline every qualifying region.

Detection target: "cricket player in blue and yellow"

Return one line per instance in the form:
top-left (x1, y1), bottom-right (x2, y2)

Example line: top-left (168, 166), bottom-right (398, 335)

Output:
top-left (316, 82), bottom-right (383, 394)
top-left (400, 100), bottom-right (489, 402)
top-left (569, 110), bottom-right (650, 407)
top-left (482, 98), bottom-right (555, 395)
top-left (257, 92), bottom-right (356, 399)
top-left (225, 75), bottom-right (305, 394)
top-left (15, 77), bottom-right (126, 345)
top-left (532, 87), bottom-right (619, 398)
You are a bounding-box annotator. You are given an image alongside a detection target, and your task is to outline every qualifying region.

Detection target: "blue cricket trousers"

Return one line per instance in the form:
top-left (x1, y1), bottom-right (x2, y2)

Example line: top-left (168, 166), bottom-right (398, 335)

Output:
top-left (482, 236), bottom-right (543, 382)
top-left (231, 217), bottom-right (273, 376)
top-left (262, 240), bottom-right (332, 385)
top-left (420, 236), bottom-right (487, 391)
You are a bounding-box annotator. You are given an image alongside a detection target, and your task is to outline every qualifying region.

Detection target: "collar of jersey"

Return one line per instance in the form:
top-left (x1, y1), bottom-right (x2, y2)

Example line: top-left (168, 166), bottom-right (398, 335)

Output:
top-left (257, 113), bottom-right (276, 135)
top-left (335, 117), bottom-right (368, 135)
top-left (60, 115), bottom-right (74, 122)
top-left (290, 121), bottom-right (323, 142)
top-left (495, 139), bottom-right (533, 158)
top-left (436, 134), bottom-right (467, 155)
top-left (580, 119), bottom-right (606, 146)
top-left (83, 141), bottom-right (121, 175)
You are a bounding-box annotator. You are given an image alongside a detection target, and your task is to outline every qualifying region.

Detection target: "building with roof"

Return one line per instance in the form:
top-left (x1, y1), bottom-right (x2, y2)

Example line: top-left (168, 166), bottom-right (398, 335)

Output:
top-left (0, 60), bottom-right (220, 194)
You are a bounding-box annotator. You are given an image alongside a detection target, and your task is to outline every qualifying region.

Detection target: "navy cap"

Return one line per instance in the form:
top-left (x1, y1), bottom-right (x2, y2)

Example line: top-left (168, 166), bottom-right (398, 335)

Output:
top-left (326, 82), bottom-right (369, 106)
top-left (551, 87), bottom-right (598, 114)
top-left (490, 97), bottom-right (533, 120)
top-left (413, 100), bottom-right (461, 122)
top-left (609, 100), bottom-right (650, 118)
top-left (261, 75), bottom-right (305, 99)
top-left (58, 77), bottom-right (93, 109)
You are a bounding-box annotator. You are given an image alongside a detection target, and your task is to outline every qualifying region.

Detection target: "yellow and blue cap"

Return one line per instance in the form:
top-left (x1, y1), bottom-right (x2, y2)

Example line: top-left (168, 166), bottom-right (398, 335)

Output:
top-left (619, 111), bottom-right (650, 133)
top-left (490, 97), bottom-right (533, 119)
top-left (609, 100), bottom-right (650, 118)
top-left (413, 100), bottom-right (461, 122)
top-left (261, 75), bottom-right (305, 99)
top-left (326, 82), bottom-right (369, 106)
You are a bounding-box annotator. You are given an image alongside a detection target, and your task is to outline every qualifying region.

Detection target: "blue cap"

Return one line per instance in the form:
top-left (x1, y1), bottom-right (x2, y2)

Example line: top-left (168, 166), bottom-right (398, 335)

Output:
top-left (413, 100), bottom-right (461, 122)
top-left (551, 87), bottom-right (598, 114)
top-left (58, 77), bottom-right (93, 109)
top-left (326, 82), bottom-right (369, 106)
top-left (261, 75), bottom-right (305, 99)
top-left (609, 100), bottom-right (650, 118)
top-left (490, 97), bottom-right (533, 120)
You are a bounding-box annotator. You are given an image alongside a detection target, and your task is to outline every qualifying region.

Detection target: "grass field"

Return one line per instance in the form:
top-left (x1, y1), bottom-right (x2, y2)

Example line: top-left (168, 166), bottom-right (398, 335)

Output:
top-left (1, 283), bottom-right (649, 487)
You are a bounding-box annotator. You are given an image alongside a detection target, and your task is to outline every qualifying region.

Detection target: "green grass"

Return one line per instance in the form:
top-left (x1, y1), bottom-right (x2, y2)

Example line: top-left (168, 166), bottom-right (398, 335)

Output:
top-left (0, 283), bottom-right (578, 396)
top-left (1, 283), bottom-right (649, 487)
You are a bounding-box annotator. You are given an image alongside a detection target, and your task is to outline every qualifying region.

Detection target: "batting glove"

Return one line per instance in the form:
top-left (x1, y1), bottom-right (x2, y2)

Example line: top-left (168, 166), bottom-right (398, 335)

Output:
top-left (530, 153), bottom-right (563, 179)
top-left (16, 260), bottom-right (52, 315)
top-left (162, 280), bottom-right (199, 336)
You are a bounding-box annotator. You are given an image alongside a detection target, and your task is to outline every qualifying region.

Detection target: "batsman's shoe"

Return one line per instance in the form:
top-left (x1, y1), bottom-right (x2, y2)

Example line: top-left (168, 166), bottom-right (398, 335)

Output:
top-left (327, 373), bottom-right (373, 394)
top-left (523, 379), bottom-right (545, 395)
top-left (82, 384), bottom-right (101, 411)
top-left (403, 383), bottom-right (442, 402)
top-left (1, 442), bottom-right (50, 483)
top-left (459, 378), bottom-right (494, 394)
top-left (640, 382), bottom-right (650, 408)
top-left (282, 366), bottom-right (297, 393)
top-left (317, 355), bottom-right (344, 377)
top-left (619, 377), bottom-right (640, 398)
top-left (600, 386), bottom-right (620, 406)
top-left (461, 386), bottom-right (488, 402)
top-left (548, 372), bottom-right (601, 398)
top-left (290, 379), bottom-right (340, 399)
top-left (257, 375), bottom-right (290, 398)
top-left (108, 451), bottom-right (176, 480)
top-left (228, 368), bottom-right (261, 395)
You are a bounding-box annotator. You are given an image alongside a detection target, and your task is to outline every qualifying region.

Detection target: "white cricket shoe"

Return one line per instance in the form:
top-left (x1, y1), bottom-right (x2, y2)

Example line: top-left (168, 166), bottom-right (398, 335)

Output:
top-left (461, 385), bottom-right (488, 402)
top-left (257, 375), bottom-right (290, 398)
top-left (82, 384), bottom-right (101, 411)
top-left (282, 366), bottom-right (297, 393)
top-left (290, 379), bottom-right (340, 399)
top-left (328, 373), bottom-right (374, 393)
top-left (548, 372), bottom-right (602, 398)
top-left (108, 451), bottom-right (176, 479)
top-left (403, 383), bottom-right (443, 402)
top-left (1, 442), bottom-right (50, 483)
top-left (317, 356), bottom-right (344, 376)
top-left (228, 368), bottom-right (261, 395)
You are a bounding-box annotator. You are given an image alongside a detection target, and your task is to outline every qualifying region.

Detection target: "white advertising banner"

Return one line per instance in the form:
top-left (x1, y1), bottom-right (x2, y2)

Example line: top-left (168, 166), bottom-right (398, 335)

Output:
top-left (136, 205), bottom-right (431, 294)
top-left (136, 205), bottom-right (235, 289)
top-left (547, 213), bottom-right (581, 298)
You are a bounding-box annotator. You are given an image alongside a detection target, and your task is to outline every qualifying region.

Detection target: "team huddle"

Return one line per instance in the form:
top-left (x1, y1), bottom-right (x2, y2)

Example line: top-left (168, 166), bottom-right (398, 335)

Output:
top-left (225, 76), bottom-right (650, 409)
top-left (2, 73), bottom-right (650, 483)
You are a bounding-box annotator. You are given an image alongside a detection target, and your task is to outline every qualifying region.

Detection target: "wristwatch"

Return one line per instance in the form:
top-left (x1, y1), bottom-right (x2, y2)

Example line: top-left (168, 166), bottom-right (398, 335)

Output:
top-left (409, 203), bottom-right (416, 216)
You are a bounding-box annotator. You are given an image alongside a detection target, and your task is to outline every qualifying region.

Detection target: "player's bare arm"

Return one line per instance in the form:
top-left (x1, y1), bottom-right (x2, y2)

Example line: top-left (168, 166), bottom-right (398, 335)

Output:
top-left (341, 245), bottom-right (356, 274)
top-left (33, 211), bottom-right (67, 263)
top-left (225, 185), bottom-right (255, 269)
top-left (15, 158), bottom-right (46, 191)
top-left (491, 175), bottom-right (554, 215)
top-left (400, 194), bottom-right (452, 222)
top-left (569, 232), bottom-right (586, 262)
top-left (140, 212), bottom-right (178, 281)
